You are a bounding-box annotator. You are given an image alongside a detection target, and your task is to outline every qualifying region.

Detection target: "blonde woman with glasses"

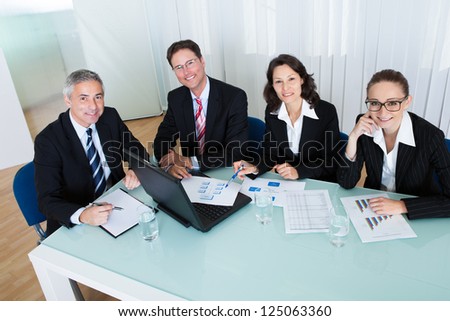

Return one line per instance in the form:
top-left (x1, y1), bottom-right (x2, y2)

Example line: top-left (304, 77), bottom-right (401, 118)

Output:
top-left (337, 69), bottom-right (450, 219)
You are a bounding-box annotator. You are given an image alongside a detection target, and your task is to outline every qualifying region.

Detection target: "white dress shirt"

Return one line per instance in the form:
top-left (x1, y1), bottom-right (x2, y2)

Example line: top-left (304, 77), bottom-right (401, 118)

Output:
top-left (68, 112), bottom-right (112, 224)
top-left (277, 100), bottom-right (318, 154)
top-left (371, 111), bottom-right (416, 192)
top-left (190, 77), bottom-right (210, 169)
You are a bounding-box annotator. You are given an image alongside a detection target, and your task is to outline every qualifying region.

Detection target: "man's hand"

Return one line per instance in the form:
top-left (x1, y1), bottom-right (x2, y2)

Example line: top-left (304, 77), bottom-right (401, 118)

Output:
top-left (123, 169), bottom-right (141, 190)
top-left (159, 150), bottom-right (193, 169)
top-left (79, 203), bottom-right (113, 225)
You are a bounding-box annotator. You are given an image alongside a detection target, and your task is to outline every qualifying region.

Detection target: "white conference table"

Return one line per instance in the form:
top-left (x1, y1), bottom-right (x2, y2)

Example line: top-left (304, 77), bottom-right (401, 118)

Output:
top-left (29, 168), bottom-right (450, 300)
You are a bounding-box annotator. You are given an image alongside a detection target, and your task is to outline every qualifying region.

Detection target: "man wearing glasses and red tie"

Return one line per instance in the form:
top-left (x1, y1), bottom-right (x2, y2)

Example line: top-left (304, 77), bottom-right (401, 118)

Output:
top-left (153, 39), bottom-right (249, 179)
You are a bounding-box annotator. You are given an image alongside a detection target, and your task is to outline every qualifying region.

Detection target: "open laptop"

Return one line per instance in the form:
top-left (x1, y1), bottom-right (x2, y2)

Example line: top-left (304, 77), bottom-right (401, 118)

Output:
top-left (126, 150), bottom-right (252, 232)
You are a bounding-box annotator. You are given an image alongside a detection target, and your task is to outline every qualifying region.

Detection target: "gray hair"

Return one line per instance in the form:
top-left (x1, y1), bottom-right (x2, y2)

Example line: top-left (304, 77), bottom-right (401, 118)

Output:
top-left (63, 69), bottom-right (104, 98)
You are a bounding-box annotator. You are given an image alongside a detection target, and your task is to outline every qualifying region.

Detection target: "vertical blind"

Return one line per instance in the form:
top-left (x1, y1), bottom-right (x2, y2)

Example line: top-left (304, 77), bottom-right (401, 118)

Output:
top-left (146, 0), bottom-right (450, 137)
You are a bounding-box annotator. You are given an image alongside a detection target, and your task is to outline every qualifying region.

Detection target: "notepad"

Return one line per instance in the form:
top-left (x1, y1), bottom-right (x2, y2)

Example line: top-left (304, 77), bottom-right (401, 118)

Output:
top-left (95, 188), bottom-right (153, 238)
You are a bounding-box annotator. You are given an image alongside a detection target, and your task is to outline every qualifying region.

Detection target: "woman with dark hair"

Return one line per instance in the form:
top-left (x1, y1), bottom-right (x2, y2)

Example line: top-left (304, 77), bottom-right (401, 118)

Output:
top-left (234, 54), bottom-right (341, 181)
top-left (337, 69), bottom-right (450, 219)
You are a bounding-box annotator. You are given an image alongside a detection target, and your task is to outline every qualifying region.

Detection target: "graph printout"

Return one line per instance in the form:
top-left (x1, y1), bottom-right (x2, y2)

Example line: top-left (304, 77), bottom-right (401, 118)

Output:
top-left (283, 190), bottom-right (332, 234)
top-left (340, 193), bottom-right (417, 243)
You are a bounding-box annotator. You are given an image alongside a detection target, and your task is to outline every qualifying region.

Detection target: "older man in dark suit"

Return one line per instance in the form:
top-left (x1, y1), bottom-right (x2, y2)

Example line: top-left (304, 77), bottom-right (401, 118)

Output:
top-left (34, 69), bottom-right (149, 236)
top-left (153, 39), bottom-right (248, 178)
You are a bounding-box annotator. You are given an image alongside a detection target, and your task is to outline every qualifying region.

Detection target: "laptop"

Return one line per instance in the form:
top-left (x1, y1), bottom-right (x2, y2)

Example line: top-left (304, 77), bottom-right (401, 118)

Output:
top-left (126, 150), bottom-right (252, 232)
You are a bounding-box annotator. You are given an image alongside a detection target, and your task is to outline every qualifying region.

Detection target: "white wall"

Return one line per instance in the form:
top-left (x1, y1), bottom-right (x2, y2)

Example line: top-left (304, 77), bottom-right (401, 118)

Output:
top-left (73, 0), bottom-right (162, 119)
top-left (0, 48), bottom-right (34, 169)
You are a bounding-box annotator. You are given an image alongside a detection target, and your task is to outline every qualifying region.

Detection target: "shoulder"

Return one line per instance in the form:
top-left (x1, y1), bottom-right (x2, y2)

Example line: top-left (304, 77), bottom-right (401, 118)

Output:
top-left (35, 110), bottom-right (69, 141)
top-left (167, 85), bottom-right (190, 103)
top-left (100, 106), bottom-right (121, 119)
top-left (209, 77), bottom-right (247, 97)
top-left (409, 112), bottom-right (445, 140)
top-left (313, 99), bottom-right (337, 119)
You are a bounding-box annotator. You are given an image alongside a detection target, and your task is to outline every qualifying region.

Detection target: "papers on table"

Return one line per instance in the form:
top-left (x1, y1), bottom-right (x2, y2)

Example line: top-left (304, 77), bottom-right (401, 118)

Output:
top-left (283, 190), bottom-right (332, 233)
top-left (340, 194), bottom-right (417, 243)
top-left (96, 188), bottom-right (150, 238)
top-left (240, 177), bottom-right (305, 206)
top-left (181, 176), bottom-right (240, 206)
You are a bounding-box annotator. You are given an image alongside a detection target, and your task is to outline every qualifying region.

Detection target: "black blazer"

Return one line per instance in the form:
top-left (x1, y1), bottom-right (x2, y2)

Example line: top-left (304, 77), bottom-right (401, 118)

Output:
top-left (255, 99), bottom-right (341, 182)
top-left (34, 107), bottom-right (149, 235)
top-left (337, 112), bottom-right (450, 219)
top-left (153, 77), bottom-right (248, 170)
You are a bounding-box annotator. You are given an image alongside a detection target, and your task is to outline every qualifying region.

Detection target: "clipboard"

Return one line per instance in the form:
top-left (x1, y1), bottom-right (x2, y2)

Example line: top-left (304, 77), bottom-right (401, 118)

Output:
top-left (95, 188), bottom-right (156, 238)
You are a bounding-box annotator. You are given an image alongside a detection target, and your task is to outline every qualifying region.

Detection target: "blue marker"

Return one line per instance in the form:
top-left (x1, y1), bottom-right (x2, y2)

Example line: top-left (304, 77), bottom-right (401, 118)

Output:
top-left (225, 165), bottom-right (244, 188)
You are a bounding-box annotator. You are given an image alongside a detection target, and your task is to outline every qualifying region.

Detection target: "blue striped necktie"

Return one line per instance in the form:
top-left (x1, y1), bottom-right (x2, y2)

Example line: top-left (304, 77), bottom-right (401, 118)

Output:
top-left (86, 128), bottom-right (106, 197)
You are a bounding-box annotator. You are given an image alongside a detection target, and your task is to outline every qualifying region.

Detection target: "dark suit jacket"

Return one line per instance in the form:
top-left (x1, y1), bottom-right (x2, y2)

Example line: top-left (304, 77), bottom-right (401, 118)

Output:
top-left (337, 112), bottom-right (450, 219)
top-left (153, 77), bottom-right (248, 170)
top-left (34, 107), bottom-right (149, 236)
top-left (255, 99), bottom-right (341, 182)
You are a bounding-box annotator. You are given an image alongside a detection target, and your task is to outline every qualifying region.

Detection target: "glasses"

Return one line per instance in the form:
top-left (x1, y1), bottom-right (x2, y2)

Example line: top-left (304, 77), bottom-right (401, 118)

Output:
top-left (172, 58), bottom-right (198, 73)
top-left (365, 96), bottom-right (408, 112)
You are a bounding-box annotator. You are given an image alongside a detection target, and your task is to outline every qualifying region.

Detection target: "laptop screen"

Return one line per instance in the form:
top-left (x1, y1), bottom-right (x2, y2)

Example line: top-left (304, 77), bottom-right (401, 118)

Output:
top-left (125, 150), bottom-right (203, 229)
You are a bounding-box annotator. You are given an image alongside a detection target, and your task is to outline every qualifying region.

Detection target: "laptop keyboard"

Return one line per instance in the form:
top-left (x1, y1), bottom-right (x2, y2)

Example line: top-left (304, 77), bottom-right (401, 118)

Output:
top-left (193, 203), bottom-right (233, 222)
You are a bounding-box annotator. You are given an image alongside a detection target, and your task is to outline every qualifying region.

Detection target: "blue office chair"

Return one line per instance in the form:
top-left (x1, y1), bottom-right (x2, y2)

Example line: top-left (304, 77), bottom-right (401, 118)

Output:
top-left (13, 162), bottom-right (47, 244)
top-left (247, 116), bottom-right (265, 149)
top-left (339, 131), bottom-right (349, 141)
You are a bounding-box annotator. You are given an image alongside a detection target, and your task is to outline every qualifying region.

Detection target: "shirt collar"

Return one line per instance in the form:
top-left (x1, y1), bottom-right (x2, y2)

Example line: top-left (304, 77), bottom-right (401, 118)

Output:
top-left (277, 99), bottom-right (318, 122)
top-left (190, 76), bottom-right (210, 101)
top-left (69, 109), bottom-right (97, 140)
top-left (372, 110), bottom-right (415, 148)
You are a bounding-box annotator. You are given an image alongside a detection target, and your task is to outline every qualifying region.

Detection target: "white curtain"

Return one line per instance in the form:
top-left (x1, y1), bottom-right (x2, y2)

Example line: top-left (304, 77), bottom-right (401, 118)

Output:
top-left (146, 0), bottom-right (450, 137)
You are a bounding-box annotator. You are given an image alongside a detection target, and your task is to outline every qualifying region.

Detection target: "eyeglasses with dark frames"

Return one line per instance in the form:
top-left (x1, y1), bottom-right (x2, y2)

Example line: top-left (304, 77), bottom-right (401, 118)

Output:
top-left (172, 58), bottom-right (198, 73)
top-left (365, 96), bottom-right (408, 112)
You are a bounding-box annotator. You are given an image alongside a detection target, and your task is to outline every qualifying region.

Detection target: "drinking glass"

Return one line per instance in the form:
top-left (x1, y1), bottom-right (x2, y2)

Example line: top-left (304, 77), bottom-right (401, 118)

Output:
top-left (254, 190), bottom-right (273, 224)
top-left (328, 207), bottom-right (349, 247)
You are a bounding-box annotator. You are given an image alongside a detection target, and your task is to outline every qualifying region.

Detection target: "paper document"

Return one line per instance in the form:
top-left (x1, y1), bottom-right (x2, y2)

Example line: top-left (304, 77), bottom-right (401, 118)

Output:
top-left (241, 177), bottom-right (305, 207)
top-left (283, 190), bottom-right (332, 233)
top-left (96, 188), bottom-right (150, 237)
top-left (181, 176), bottom-right (240, 206)
top-left (340, 194), bottom-right (417, 243)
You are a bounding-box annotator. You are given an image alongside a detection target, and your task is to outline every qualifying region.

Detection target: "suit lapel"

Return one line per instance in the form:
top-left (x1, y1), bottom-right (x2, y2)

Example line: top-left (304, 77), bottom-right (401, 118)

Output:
top-left (365, 136), bottom-right (384, 185)
top-left (205, 79), bottom-right (219, 142)
top-left (61, 110), bottom-right (91, 173)
top-left (395, 143), bottom-right (415, 188)
top-left (182, 90), bottom-right (196, 141)
top-left (299, 117), bottom-right (316, 149)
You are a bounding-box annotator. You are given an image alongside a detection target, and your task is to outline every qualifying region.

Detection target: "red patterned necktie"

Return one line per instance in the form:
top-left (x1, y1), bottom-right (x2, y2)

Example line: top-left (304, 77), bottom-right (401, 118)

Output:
top-left (195, 98), bottom-right (206, 154)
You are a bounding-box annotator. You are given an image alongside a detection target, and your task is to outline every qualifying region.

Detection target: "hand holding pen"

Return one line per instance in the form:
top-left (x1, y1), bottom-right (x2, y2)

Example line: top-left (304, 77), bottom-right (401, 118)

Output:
top-left (91, 202), bottom-right (124, 211)
top-left (225, 164), bottom-right (244, 188)
top-left (79, 202), bottom-right (118, 226)
top-left (232, 160), bottom-right (258, 180)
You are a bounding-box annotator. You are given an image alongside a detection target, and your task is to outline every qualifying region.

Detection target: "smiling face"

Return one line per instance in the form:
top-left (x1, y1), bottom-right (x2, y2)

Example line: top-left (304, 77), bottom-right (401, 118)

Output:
top-left (367, 81), bottom-right (411, 134)
top-left (171, 48), bottom-right (207, 97)
top-left (272, 64), bottom-right (304, 108)
top-left (65, 80), bottom-right (104, 128)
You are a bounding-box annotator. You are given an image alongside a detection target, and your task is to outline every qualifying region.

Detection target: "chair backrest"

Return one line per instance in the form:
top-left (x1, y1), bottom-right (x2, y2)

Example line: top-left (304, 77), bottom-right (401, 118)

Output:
top-left (247, 116), bottom-right (265, 149)
top-left (339, 131), bottom-right (349, 141)
top-left (13, 162), bottom-right (46, 243)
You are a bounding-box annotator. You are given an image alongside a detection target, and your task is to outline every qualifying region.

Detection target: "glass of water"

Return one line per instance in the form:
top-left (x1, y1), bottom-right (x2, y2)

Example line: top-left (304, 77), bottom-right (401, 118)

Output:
top-left (328, 207), bottom-right (349, 247)
top-left (138, 207), bottom-right (159, 241)
top-left (255, 190), bottom-right (273, 224)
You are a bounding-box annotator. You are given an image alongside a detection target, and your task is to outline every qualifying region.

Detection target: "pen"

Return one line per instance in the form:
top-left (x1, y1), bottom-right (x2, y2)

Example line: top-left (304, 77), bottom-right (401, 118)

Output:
top-left (225, 164), bottom-right (244, 188)
top-left (91, 202), bottom-right (124, 211)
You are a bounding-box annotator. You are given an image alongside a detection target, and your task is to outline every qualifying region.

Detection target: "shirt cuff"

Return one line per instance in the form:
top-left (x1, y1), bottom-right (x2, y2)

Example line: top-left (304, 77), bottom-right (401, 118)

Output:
top-left (344, 152), bottom-right (357, 162)
top-left (70, 207), bottom-right (86, 225)
top-left (191, 156), bottom-right (200, 170)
